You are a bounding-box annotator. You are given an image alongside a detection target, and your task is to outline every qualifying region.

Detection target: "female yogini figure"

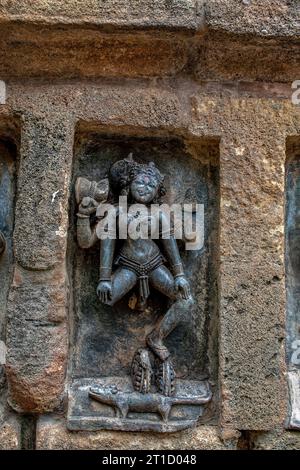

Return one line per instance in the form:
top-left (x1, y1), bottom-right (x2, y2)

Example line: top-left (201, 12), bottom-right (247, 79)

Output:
top-left (76, 156), bottom-right (193, 396)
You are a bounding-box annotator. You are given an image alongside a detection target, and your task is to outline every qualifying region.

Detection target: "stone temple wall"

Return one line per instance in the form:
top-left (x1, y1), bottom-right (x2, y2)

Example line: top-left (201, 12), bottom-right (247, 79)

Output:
top-left (0, 0), bottom-right (299, 449)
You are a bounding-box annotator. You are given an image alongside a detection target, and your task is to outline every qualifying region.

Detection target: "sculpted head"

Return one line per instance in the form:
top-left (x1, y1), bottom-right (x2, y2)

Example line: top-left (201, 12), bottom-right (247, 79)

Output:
top-left (109, 156), bottom-right (166, 204)
top-left (129, 162), bottom-right (164, 204)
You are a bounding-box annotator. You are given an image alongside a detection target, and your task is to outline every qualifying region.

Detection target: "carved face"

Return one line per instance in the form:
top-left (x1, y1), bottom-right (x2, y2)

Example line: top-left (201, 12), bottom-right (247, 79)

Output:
top-left (130, 173), bottom-right (159, 204)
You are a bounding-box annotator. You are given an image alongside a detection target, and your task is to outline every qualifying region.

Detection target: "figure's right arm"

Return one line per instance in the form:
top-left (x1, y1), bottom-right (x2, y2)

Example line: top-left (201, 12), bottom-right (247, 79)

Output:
top-left (77, 197), bottom-right (99, 249)
top-left (99, 238), bottom-right (115, 280)
top-left (97, 238), bottom-right (116, 303)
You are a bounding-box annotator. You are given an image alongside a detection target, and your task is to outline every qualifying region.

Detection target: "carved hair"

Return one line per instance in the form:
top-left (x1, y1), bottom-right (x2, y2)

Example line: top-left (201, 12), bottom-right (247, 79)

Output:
top-left (109, 155), bottom-right (166, 202)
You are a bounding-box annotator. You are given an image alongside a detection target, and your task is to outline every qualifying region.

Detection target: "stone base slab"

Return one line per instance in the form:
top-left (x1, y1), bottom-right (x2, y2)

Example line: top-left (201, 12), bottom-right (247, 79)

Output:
top-left (37, 417), bottom-right (234, 450)
top-left (68, 377), bottom-right (211, 433)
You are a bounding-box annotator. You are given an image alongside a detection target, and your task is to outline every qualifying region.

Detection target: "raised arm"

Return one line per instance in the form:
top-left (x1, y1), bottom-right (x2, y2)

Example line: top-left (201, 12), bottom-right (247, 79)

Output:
top-left (77, 197), bottom-right (99, 249)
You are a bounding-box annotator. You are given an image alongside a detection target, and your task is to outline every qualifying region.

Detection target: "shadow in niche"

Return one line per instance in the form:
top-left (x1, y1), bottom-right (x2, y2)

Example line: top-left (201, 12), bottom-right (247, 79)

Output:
top-left (0, 118), bottom-right (20, 395)
top-left (285, 137), bottom-right (300, 430)
top-left (67, 127), bottom-right (220, 430)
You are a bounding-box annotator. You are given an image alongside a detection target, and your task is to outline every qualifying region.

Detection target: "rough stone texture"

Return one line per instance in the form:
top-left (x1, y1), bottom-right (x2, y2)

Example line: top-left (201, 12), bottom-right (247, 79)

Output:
top-left (0, 0), bottom-right (299, 450)
top-left (0, 1), bottom-right (204, 30)
top-left (188, 96), bottom-right (300, 430)
top-left (0, 2), bottom-right (298, 81)
top-left (252, 429), bottom-right (300, 450)
top-left (1, 0), bottom-right (299, 38)
top-left (6, 281), bottom-right (68, 413)
top-left (13, 115), bottom-right (74, 270)
top-left (36, 417), bottom-right (236, 450)
top-left (206, 0), bottom-right (300, 38)
top-left (4, 110), bottom-right (73, 412)
top-left (0, 416), bottom-right (21, 450)
top-left (0, 27), bottom-right (192, 80)
top-left (195, 32), bottom-right (300, 82)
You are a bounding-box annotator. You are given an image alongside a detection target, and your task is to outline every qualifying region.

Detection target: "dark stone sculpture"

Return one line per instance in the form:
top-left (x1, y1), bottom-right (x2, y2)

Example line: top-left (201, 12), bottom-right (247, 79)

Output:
top-left (69, 154), bottom-right (211, 432)
top-left (68, 377), bottom-right (211, 432)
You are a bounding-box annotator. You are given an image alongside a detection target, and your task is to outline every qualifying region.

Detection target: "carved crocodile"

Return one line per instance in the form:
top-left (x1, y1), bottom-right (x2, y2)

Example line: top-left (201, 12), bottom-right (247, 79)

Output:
top-left (89, 384), bottom-right (211, 422)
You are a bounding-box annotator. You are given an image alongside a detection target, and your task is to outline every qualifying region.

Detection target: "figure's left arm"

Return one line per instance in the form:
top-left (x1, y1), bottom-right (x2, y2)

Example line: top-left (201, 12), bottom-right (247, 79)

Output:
top-left (161, 236), bottom-right (191, 300)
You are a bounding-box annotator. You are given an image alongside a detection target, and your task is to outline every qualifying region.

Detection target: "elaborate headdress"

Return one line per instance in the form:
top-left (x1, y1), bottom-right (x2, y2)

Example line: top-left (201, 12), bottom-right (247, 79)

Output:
top-left (109, 154), bottom-right (166, 200)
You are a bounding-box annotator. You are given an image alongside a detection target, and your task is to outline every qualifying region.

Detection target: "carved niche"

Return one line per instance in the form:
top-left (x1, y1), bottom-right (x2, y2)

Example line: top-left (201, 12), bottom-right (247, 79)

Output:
top-left (67, 134), bottom-right (219, 432)
top-left (0, 136), bottom-right (17, 389)
top-left (286, 137), bottom-right (300, 430)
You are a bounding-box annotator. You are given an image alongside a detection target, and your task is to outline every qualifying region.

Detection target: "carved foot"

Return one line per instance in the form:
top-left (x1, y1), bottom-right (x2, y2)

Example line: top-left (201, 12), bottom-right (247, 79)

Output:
top-left (131, 348), bottom-right (153, 394)
top-left (146, 331), bottom-right (170, 362)
top-left (155, 358), bottom-right (176, 397)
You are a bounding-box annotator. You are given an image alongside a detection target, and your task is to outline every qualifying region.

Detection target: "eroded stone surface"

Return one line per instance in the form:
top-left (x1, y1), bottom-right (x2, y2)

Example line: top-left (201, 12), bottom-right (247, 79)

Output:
top-left (0, 416), bottom-right (20, 450)
top-left (13, 115), bottom-right (74, 271)
top-left (206, 0), bottom-right (300, 37)
top-left (0, 1), bottom-right (204, 29)
top-left (36, 417), bottom-right (235, 450)
top-left (0, 2), bottom-right (298, 81)
top-left (252, 429), bottom-right (300, 450)
top-left (188, 96), bottom-right (300, 429)
top-left (6, 273), bottom-right (68, 412)
top-left (195, 32), bottom-right (300, 82)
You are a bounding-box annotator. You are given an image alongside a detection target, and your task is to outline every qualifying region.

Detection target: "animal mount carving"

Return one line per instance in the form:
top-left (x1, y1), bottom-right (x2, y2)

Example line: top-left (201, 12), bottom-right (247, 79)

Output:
top-left (89, 382), bottom-right (211, 422)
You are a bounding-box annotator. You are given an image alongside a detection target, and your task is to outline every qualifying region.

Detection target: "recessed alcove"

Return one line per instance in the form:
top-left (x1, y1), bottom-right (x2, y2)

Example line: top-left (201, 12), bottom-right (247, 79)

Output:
top-left (67, 125), bottom-right (220, 427)
top-left (285, 137), bottom-right (300, 430)
top-left (0, 118), bottom-right (20, 366)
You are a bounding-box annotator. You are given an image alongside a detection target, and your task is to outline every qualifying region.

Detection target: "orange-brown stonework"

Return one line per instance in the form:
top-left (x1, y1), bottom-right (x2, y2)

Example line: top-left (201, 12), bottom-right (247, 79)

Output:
top-left (0, 0), bottom-right (299, 449)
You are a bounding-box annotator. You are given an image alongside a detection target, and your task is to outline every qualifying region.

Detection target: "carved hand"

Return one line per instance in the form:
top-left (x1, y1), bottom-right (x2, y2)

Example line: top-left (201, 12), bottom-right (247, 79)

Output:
top-left (97, 280), bottom-right (112, 304)
top-left (174, 275), bottom-right (191, 300)
top-left (78, 197), bottom-right (98, 216)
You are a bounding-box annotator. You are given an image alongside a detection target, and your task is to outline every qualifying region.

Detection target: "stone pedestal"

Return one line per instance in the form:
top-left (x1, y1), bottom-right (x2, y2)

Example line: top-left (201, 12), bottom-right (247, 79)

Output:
top-left (68, 377), bottom-right (211, 432)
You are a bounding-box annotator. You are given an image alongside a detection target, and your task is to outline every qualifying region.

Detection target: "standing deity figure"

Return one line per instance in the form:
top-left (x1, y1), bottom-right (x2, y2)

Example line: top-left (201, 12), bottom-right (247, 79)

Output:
top-left (76, 155), bottom-right (194, 396)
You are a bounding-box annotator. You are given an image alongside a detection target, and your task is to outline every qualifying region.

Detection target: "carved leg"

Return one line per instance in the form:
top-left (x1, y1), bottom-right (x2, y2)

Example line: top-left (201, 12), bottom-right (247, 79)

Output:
top-left (147, 265), bottom-right (194, 396)
top-left (147, 265), bottom-right (194, 360)
top-left (104, 267), bottom-right (138, 306)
